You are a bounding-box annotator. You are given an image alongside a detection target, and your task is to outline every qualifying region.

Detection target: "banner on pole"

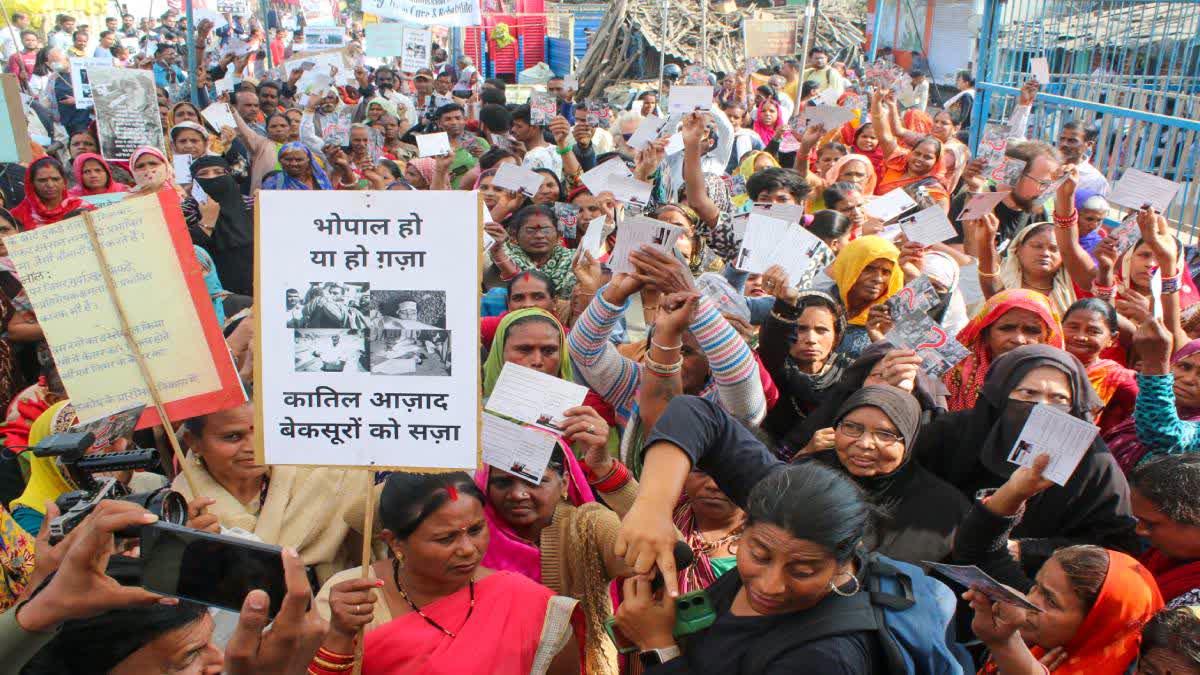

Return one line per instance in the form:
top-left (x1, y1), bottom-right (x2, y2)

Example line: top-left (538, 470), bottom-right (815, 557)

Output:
top-left (742, 19), bottom-right (798, 58)
top-left (89, 67), bottom-right (164, 161)
top-left (361, 0), bottom-right (482, 27)
top-left (5, 190), bottom-right (246, 427)
top-left (254, 190), bottom-right (482, 468)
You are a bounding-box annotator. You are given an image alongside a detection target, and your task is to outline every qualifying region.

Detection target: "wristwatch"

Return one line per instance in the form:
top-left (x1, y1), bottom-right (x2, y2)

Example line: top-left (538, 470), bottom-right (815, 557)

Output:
top-left (638, 645), bottom-right (681, 667)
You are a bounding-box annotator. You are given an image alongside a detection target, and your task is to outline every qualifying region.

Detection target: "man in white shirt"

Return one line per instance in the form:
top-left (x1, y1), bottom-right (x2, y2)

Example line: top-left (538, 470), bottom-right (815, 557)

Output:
top-left (801, 46), bottom-right (846, 97)
top-left (898, 71), bottom-right (929, 112)
top-left (0, 12), bottom-right (30, 59)
top-left (371, 67), bottom-right (418, 129)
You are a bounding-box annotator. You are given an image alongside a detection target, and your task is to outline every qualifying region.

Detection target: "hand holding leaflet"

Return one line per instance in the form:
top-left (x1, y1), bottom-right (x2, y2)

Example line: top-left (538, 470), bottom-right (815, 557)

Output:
top-left (886, 276), bottom-right (942, 318)
top-left (1006, 403), bottom-right (1099, 486)
top-left (1029, 57), bottom-right (1050, 83)
top-left (606, 174), bottom-right (653, 208)
top-left (885, 311), bottom-right (970, 378)
top-left (481, 414), bottom-right (559, 484)
top-left (628, 116), bottom-right (672, 151)
top-left (577, 215), bottom-right (608, 259)
top-left (865, 188), bottom-right (918, 223)
top-left (926, 562), bottom-right (1043, 612)
top-left (493, 162), bottom-right (544, 198)
top-left (607, 216), bottom-right (684, 275)
top-left (415, 132), bottom-right (451, 157)
top-left (898, 205), bottom-right (957, 245)
top-left (958, 191), bottom-right (1010, 222)
top-left (580, 157), bottom-right (635, 195)
top-left (668, 86), bottom-right (713, 114)
top-left (1108, 168), bottom-right (1181, 212)
top-left (485, 362), bottom-right (588, 431)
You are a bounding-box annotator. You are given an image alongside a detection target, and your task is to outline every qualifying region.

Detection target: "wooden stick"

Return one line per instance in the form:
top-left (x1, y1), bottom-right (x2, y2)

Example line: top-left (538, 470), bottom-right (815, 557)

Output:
top-left (80, 210), bottom-right (201, 498)
top-left (352, 469), bottom-right (377, 675)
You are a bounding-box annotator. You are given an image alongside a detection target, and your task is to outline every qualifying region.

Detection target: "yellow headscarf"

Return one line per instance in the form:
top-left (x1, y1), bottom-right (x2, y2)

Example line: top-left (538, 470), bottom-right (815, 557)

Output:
top-left (10, 401), bottom-right (77, 516)
top-left (827, 235), bottom-right (903, 325)
top-left (732, 151), bottom-right (780, 208)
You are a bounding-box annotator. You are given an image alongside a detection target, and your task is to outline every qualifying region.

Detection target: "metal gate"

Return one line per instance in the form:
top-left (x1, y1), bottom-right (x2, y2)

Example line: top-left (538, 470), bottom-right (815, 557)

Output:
top-left (969, 0), bottom-right (1200, 236)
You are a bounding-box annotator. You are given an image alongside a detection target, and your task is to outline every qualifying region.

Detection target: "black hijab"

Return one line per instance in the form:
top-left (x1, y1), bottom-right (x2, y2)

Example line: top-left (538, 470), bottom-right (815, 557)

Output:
top-left (190, 155), bottom-right (253, 295)
top-left (782, 341), bottom-right (949, 455)
top-left (818, 384), bottom-right (922, 501)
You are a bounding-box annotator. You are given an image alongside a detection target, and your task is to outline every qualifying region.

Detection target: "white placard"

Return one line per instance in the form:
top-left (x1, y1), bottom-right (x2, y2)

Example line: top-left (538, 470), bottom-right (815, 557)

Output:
top-left (580, 157), bottom-right (634, 195)
top-left (173, 155), bottom-right (193, 185)
top-left (606, 174), bottom-right (653, 208)
top-left (735, 214), bottom-right (826, 282)
top-left (957, 190), bottom-right (1011, 222)
top-left (667, 85), bottom-right (713, 114)
top-left (1029, 57), bottom-right (1050, 83)
top-left (493, 162), bottom-right (544, 198)
top-left (486, 362), bottom-right (587, 431)
top-left (608, 216), bottom-right (684, 275)
top-left (481, 414), bottom-right (558, 484)
top-left (898, 205), bottom-right (957, 245)
top-left (201, 102), bottom-right (239, 134)
top-left (627, 115), bottom-right (671, 151)
top-left (577, 215), bottom-right (607, 259)
top-left (751, 202), bottom-right (807, 225)
top-left (803, 105), bottom-right (856, 131)
top-left (303, 26), bottom-right (347, 51)
top-left (400, 27), bottom-right (432, 73)
top-left (1007, 403), bottom-right (1099, 486)
top-left (69, 56), bottom-right (113, 109)
top-left (864, 188), bottom-right (918, 223)
top-left (1108, 168), bottom-right (1181, 212)
top-left (256, 191), bottom-right (481, 467)
top-left (415, 132), bottom-right (451, 157)
top-left (361, 0), bottom-right (483, 26)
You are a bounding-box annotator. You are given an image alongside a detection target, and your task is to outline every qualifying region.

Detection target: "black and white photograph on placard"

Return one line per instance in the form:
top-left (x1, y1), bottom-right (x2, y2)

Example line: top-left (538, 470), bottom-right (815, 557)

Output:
top-left (90, 67), bottom-right (163, 161)
top-left (293, 329), bottom-right (368, 373)
top-left (286, 282), bottom-right (370, 329)
top-left (368, 328), bottom-right (451, 376)
top-left (369, 289), bottom-right (446, 330)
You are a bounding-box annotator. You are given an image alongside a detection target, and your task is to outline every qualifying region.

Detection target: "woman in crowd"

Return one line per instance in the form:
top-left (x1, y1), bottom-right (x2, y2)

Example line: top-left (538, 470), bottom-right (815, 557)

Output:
top-left (66, 153), bottom-right (130, 198)
top-left (822, 181), bottom-right (871, 236)
top-left (782, 343), bottom-right (942, 457)
top-left (1139, 606), bottom-right (1200, 674)
top-left (126, 146), bottom-right (183, 198)
top-left (956, 455), bottom-right (1163, 675)
top-left (314, 472), bottom-right (582, 674)
top-left (755, 268), bottom-right (850, 441)
top-left (166, 100), bottom-right (202, 128)
top-left (168, 122), bottom-right (211, 163)
top-left (568, 253), bottom-right (766, 476)
top-left (892, 107), bottom-right (968, 192)
top-left (1129, 455), bottom-right (1200, 607)
top-left (918, 344), bottom-right (1139, 571)
top-left (822, 235), bottom-right (904, 358)
top-left (614, 423), bottom-right (889, 671)
top-left (532, 168), bottom-right (564, 206)
top-left (228, 110), bottom-right (293, 192)
top-left (731, 150), bottom-right (779, 209)
top-left (483, 204), bottom-right (577, 299)
top-left (173, 401), bottom-right (365, 583)
top-left (1112, 319), bottom-right (1200, 468)
top-left (186, 155), bottom-right (254, 296)
top-left (942, 289), bottom-right (1063, 411)
top-left (870, 92), bottom-right (948, 205)
top-left (21, 600), bottom-right (223, 673)
top-left (262, 142), bottom-right (334, 190)
top-left (673, 467), bottom-right (746, 594)
top-left (1061, 299), bottom-right (1137, 436)
top-left (9, 157), bottom-right (91, 229)
top-left (752, 99), bottom-right (784, 149)
top-left (977, 222), bottom-right (1075, 317)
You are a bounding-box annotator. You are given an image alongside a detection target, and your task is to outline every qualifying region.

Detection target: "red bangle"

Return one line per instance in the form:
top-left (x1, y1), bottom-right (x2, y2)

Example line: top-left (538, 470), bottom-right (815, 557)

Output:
top-left (592, 461), bottom-right (630, 492)
top-left (1053, 210), bottom-right (1078, 228)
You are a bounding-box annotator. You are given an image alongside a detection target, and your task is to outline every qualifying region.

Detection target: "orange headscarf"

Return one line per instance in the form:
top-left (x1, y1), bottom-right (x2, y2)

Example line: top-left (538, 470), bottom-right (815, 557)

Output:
top-left (902, 109), bottom-right (934, 138)
top-left (875, 138), bottom-right (950, 199)
top-left (1008, 551), bottom-right (1163, 675)
top-left (943, 289), bottom-right (1063, 411)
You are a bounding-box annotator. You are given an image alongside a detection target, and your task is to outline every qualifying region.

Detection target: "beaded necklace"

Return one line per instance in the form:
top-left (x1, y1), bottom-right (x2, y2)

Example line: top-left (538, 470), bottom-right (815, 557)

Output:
top-left (391, 558), bottom-right (475, 638)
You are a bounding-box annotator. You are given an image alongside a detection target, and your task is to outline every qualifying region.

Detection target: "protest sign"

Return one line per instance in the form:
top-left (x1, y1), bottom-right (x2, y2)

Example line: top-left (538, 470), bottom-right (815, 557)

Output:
top-left (1108, 168), bottom-right (1181, 213)
top-left (1007, 403), bottom-right (1100, 486)
top-left (365, 22), bottom-right (405, 57)
top-left (300, 0), bottom-right (337, 25)
top-left (362, 0), bottom-right (482, 26)
top-left (6, 190), bottom-right (245, 426)
top-left (0, 74), bottom-right (32, 164)
top-left (607, 216), bottom-right (683, 275)
top-left (255, 190), bottom-right (482, 468)
top-left (69, 56), bottom-right (112, 109)
top-left (400, 27), bottom-right (432, 72)
top-left (742, 19), bottom-right (797, 58)
top-left (530, 90), bottom-right (557, 125)
top-left (885, 312), bottom-right (970, 378)
top-left (79, 193), bottom-right (127, 208)
top-left (89, 67), bottom-right (163, 161)
top-left (304, 26), bottom-right (347, 50)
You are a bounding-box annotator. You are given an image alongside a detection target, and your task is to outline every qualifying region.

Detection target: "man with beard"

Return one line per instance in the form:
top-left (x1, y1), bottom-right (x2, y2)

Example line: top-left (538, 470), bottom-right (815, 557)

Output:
top-left (949, 140), bottom-right (1061, 253)
top-left (1006, 80), bottom-right (1109, 196)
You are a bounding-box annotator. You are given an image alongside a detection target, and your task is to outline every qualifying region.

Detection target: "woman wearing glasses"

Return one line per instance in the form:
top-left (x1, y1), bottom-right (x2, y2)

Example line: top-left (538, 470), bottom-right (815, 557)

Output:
top-left (915, 344), bottom-right (1140, 574)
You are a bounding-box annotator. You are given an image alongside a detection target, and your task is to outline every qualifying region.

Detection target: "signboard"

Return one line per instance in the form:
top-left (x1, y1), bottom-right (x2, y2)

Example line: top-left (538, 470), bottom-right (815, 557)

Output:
top-left (89, 66), bottom-right (164, 161)
top-left (0, 74), bottom-right (31, 163)
top-left (361, 0), bottom-right (482, 27)
top-left (743, 19), bottom-right (798, 58)
top-left (255, 191), bottom-right (482, 468)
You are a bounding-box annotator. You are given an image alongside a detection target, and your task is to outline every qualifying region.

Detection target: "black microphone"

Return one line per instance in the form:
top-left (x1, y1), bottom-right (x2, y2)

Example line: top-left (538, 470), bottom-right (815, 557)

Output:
top-left (651, 540), bottom-right (695, 592)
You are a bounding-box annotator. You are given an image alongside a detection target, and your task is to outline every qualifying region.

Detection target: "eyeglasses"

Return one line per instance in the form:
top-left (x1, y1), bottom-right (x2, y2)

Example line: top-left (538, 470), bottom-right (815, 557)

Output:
top-left (1021, 173), bottom-right (1054, 190)
top-left (521, 225), bottom-right (556, 235)
top-left (836, 420), bottom-right (903, 445)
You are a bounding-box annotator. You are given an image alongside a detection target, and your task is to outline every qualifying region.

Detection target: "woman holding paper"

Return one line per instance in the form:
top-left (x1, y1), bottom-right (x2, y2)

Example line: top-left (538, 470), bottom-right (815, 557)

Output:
top-left (483, 205), bottom-right (577, 300)
top-left (66, 153), bottom-right (130, 198)
top-left (917, 344), bottom-right (1140, 572)
top-left (942, 288), bottom-right (1063, 411)
top-left (956, 455), bottom-right (1163, 675)
top-left (9, 157), bottom-right (92, 229)
top-left (869, 91), bottom-right (948, 204)
top-left (225, 107), bottom-right (292, 192)
top-left (822, 235), bottom-right (905, 358)
top-left (314, 471), bottom-right (584, 675)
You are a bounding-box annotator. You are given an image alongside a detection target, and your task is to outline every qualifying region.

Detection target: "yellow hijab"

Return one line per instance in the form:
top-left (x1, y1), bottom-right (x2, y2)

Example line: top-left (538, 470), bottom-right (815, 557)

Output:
top-left (10, 401), bottom-right (77, 515)
top-left (732, 151), bottom-right (780, 208)
top-left (828, 235), bottom-right (903, 325)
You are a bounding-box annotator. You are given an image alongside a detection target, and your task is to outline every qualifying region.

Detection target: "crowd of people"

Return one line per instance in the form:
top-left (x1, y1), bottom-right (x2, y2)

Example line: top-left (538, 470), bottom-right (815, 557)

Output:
top-left (0, 6), bottom-right (1198, 675)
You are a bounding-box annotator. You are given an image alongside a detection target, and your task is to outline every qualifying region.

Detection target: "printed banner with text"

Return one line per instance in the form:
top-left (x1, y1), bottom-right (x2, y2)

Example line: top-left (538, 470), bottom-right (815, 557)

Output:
top-left (6, 190), bottom-right (246, 426)
top-left (361, 0), bottom-right (482, 26)
top-left (255, 190), bottom-right (482, 468)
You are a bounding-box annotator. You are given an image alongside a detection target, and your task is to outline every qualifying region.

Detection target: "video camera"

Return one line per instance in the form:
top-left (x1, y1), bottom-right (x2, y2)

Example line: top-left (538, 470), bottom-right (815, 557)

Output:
top-left (32, 431), bottom-right (188, 543)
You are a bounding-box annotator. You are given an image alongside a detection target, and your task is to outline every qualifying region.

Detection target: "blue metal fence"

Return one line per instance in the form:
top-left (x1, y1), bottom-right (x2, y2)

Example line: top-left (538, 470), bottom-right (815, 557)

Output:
top-left (971, 0), bottom-right (1200, 236)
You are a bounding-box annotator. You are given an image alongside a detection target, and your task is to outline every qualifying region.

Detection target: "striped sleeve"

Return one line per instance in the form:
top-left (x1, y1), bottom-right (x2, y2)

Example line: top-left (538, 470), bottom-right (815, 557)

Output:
top-left (567, 287), bottom-right (641, 424)
top-left (690, 296), bottom-right (766, 424)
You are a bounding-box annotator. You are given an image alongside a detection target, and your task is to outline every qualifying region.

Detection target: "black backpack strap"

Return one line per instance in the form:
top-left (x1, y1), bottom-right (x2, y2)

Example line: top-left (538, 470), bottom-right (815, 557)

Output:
top-left (739, 583), bottom-right (880, 673)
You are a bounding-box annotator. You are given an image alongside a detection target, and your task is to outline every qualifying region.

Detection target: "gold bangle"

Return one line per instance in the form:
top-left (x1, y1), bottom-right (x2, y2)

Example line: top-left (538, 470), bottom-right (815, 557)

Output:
top-left (977, 266), bottom-right (1000, 279)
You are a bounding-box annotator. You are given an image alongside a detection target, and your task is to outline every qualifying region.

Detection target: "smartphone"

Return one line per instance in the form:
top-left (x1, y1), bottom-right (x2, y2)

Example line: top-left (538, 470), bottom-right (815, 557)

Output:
top-left (140, 521), bottom-right (290, 617)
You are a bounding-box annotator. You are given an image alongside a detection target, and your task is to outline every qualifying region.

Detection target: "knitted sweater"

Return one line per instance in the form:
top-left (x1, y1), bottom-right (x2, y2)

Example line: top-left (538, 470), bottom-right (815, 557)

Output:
top-left (1134, 372), bottom-right (1200, 461)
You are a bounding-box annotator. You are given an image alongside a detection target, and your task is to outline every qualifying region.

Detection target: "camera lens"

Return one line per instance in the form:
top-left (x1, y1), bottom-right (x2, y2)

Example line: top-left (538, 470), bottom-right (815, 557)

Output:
top-left (122, 488), bottom-right (189, 526)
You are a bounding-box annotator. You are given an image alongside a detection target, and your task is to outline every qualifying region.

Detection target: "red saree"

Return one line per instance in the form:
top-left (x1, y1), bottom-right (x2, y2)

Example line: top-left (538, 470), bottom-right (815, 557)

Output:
top-left (1086, 359), bottom-right (1138, 436)
top-left (362, 571), bottom-right (581, 674)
